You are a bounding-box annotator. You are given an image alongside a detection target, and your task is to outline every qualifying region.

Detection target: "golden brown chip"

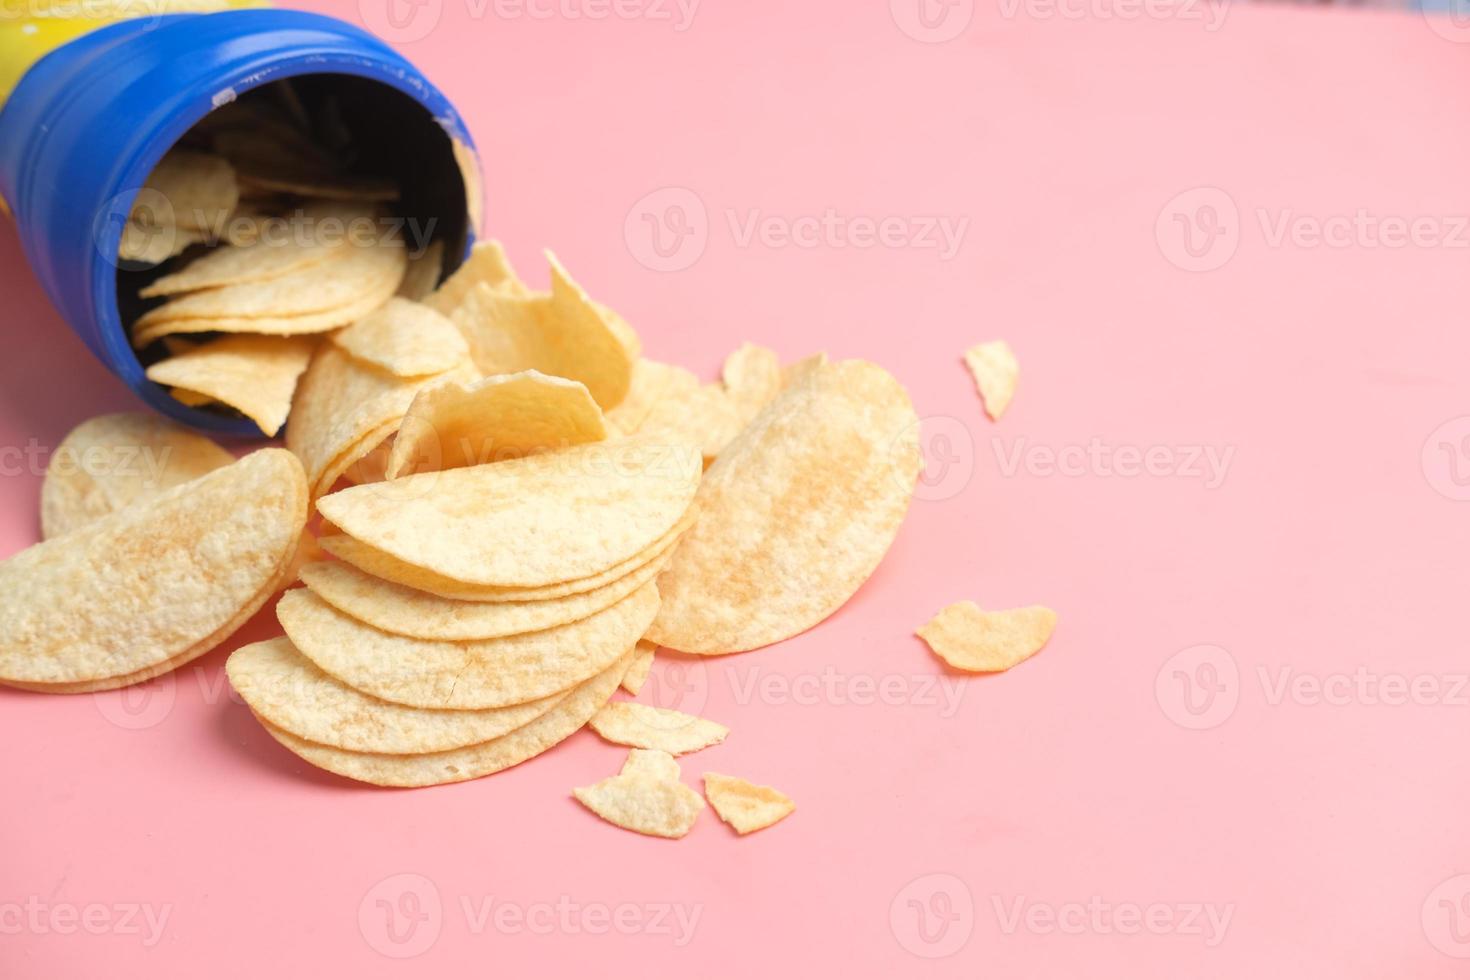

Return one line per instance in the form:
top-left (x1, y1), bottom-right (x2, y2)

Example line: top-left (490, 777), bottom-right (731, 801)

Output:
top-left (227, 636), bottom-right (563, 754)
top-left (588, 701), bottom-right (728, 755)
top-left (916, 601), bottom-right (1057, 672)
top-left (131, 283), bottom-right (400, 347)
top-left (146, 334), bottom-right (317, 437)
top-left (133, 233), bottom-right (405, 331)
top-left (138, 201), bottom-right (374, 297)
top-left (316, 437), bottom-right (700, 587)
top-left (0, 449), bottom-right (306, 689)
top-left (118, 220), bottom-right (205, 265)
top-left (574, 767), bottom-right (705, 839)
top-left (258, 649), bottom-right (632, 787)
top-left (40, 412), bottom-right (235, 540)
top-left (385, 370), bottom-right (607, 479)
top-left (397, 240), bottom-right (445, 301)
top-left (637, 381), bottom-right (744, 462)
top-left (963, 340), bottom-right (1019, 421)
top-left (330, 297), bottom-right (469, 377)
top-left (423, 239), bottom-right (528, 314)
top-left (315, 505), bottom-right (695, 601)
top-left (284, 344), bottom-right (474, 499)
top-left (278, 581), bottom-right (659, 709)
top-left (449, 252), bottom-right (633, 410)
top-left (298, 539), bottom-right (669, 641)
top-left (620, 641), bottom-right (656, 696)
top-left (703, 773), bottom-right (795, 834)
top-left (648, 360), bottom-right (920, 654)
top-left (169, 387), bottom-right (216, 408)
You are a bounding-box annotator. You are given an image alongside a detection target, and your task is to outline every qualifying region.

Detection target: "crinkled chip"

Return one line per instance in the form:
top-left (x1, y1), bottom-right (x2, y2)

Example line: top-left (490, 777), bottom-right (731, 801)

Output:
top-left (316, 437), bottom-right (700, 587)
top-left (589, 701), bottom-right (728, 755)
top-left (385, 370), bottom-right (607, 478)
top-left (227, 636), bottom-right (563, 754)
top-left (315, 506), bottom-right (694, 602)
top-left (620, 641), bottom-right (656, 696)
top-left (137, 148), bottom-right (238, 232)
top-left (146, 334), bottom-right (317, 437)
top-left (40, 412), bottom-right (235, 539)
top-left (138, 200), bottom-right (373, 297)
top-left (258, 649), bottom-right (632, 787)
top-left (298, 540), bottom-right (669, 641)
top-left (0, 449), bottom-right (306, 690)
top-left (450, 252), bottom-right (633, 409)
top-left (423, 239), bottom-right (528, 314)
top-left (574, 767), bottom-right (705, 839)
top-left (703, 773), bottom-right (795, 835)
top-left (397, 239), bottom-right (445, 301)
top-left (963, 340), bottom-right (1019, 421)
top-left (277, 581), bottom-right (659, 709)
top-left (285, 343), bottom-right (474, 499)
top-left (916, 601), bottom-right (1057, 672)
top-left (648, 360), bottom-right (920, 654)
top-left (133, 233), bottom-right (405, 336)
top-left (131, 287), bottom-right (401, 346)
top-left (330, 297), bottom-right (469, 377)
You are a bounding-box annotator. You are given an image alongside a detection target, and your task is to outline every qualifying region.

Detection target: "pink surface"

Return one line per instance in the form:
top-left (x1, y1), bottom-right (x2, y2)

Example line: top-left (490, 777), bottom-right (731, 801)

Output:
top-left (3, 1), bottom-right (1470, 976)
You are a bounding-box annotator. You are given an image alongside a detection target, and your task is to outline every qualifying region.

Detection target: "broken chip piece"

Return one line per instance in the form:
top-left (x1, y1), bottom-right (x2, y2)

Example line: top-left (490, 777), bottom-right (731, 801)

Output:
top-left (588, 701), bottom-right (728, 755)
top-left (963, 339), bottom-right (1019, 421)
top-left (916, 600), bottom-right (1057, 672)
top-left (703, 773), bottom-right (796, 835)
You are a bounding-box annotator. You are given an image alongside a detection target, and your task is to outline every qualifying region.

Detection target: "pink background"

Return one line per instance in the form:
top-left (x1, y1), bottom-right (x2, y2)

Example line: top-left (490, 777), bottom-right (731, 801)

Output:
top-left (4, 1), bottom-right (1470, 976)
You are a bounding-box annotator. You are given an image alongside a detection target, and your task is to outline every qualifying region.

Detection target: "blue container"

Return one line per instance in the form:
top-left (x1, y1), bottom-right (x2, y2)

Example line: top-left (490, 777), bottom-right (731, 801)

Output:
top-left (0, 9), bottom-right (479, 435)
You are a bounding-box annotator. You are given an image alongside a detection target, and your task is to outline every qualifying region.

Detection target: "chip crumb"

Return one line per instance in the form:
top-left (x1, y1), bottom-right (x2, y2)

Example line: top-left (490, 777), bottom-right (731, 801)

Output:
top-left (917, 600), bottom-right (1057, 672)
top-left (703, 773), bottom-right (795, 835)
top-left (963, 340), bottom-right (1019, 420)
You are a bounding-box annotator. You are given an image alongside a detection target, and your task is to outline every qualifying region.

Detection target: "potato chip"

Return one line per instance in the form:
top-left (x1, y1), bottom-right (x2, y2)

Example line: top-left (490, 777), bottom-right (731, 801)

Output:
top-left (620, 747), bottom-right (681, 782)
top-left (285, 344), bottom-right (474, 499)
top-left (0, 449), bottom-right (306, 689)
top-left (963, 340), bottom-right (1019, 420)
top-left (40, 412), bottom-right (236, 540)
top-left (258, 649), bottom-right (632, 787)
top-left (170, 387), bottom-right (215, 408)
top-left (237, 171), bottom-right (399, 203)
top-left (385, 370), bottom-right (607, 479)
top-left (916, 601), bottom-right (1057, 672)
top-left (637, 381), bottom-right (744, 462)
top-left (313, 419), bottom-right (403, 502)
top-left (330, 297), bottom-right (468, 377)
top-left (300, 538), bottom-right (671, 642)
top-left (134, 234), bottom-right (405, 330)
top-left (146, 334), bottom-right (317, 437)
top-left (315, 505), bottom-right (695, 602)
top-left (620, 641), bottom-right (656, 695)
top-left (606, 359), bottom-right (698, 436)
top-left (119, 220), bottom-right (205, 264)
top-left (423, 239), bottom-right (528, 314)
top-left (316, 437), bottom-right (700, 587)
top-left (397, 240), bottom-right (445, 301)
top-left (277, 581), bottom-right (659, 709)
top-left (574, 768), bottom-right (705, 839)
top-left (781, 352), bottom-right (828, 389)
top-left (227, 637), bottom-right (564, 754)
top-left (648, 360), bottom-right (920, 654)
top-left (588, 701), bottom-right (728, 755)
top-left (703, 773), bottom-right (795, 834)
top-left (722, 343), bottom-right (782, 425)
top-left (137, 148), bottom-right (238, 232)
top-left (138, 201), bottom-right (373, 297)
top-left (131, 281), bottom-right (400, 347)
top-left (597, 304), bottom-right (642, 359)
top-left (450, 252), bottom-right (633, 410)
